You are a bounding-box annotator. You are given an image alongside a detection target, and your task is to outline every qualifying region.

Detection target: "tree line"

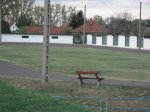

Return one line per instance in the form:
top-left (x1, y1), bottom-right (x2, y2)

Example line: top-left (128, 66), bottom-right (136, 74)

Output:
top-left (93, 13), bottom-right (150, 36)
top-left (1, 0), bottom-right (150, 36)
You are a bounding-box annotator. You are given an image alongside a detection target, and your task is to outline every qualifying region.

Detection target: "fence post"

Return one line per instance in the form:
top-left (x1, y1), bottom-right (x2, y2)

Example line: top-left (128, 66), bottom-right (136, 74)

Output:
top-left (0, 2), bottom-right (2, 42)
top-left (99, 97), bottom-right (102, 112)
top-left (105, 97), bottom-right (109, 112)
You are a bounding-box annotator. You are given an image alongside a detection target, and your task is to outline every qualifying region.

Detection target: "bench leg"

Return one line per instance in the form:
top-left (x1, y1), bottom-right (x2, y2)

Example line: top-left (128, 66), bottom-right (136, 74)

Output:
top-left (78, 78), bottom-right (84, 85)
top-left (97, 81), bottom-right (101, 87)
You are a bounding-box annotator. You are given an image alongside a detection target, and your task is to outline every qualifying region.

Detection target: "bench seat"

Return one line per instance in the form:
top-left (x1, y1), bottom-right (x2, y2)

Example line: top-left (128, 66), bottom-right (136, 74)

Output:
top-left (76, 71), bottom-right (104, 86)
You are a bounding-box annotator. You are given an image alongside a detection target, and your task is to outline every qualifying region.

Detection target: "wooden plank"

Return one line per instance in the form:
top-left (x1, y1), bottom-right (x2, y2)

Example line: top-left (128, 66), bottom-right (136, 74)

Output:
top-left (76, 71), bottom-right (100, 74)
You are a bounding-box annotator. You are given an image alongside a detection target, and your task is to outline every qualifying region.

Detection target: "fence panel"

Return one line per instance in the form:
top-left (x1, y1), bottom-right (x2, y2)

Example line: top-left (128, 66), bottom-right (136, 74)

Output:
top-left (106, 97), bottom-right (150, 112)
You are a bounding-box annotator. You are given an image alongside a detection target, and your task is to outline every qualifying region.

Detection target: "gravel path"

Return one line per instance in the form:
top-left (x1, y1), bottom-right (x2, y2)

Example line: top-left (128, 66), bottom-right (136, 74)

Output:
top-left (0, 60), bottom-right (150, 88)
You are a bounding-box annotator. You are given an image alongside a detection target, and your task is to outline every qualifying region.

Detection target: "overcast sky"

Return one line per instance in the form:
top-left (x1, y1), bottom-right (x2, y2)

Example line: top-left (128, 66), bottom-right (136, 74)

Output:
top-left (35, 0), bottom-right (150, 19)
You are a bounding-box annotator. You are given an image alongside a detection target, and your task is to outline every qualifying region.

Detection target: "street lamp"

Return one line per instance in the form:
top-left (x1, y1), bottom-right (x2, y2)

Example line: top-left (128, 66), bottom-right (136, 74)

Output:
top-left (42, 0), bottom-right (51, 83)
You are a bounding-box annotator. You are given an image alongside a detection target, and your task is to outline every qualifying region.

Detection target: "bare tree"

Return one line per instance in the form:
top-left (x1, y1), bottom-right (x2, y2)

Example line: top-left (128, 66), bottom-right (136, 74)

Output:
top-left (51, 4), bottom-right (61, 26)
top-left (32, 6), bottom-right (44, 25)
top-left (61, 5), bottom-right (76, 26)
top-left (20, 0), bottom-right (35, 15)
top-left (32, 4), bottom-right (76, 26)
top-left (1, 0), bottom-right (35, 23)
top-left (107, 12), bottom-right (133, 35)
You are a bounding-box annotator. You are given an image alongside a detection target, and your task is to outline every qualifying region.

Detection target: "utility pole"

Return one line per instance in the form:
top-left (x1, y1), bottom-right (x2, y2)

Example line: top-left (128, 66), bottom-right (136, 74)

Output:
top-left (0, 2), bottom-right (2, 42)
top-left (42, 0), bottom-right (50, 83)
top-left (83, 4), bottom-right (86, 44)
top-left (138, 1), bottom-right (142, 50)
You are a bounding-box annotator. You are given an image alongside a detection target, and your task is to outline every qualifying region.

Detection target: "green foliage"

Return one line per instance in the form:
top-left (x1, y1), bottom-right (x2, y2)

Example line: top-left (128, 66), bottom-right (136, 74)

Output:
top-left (93, 15), bottom-right (106, 25)
top-left (147, 19), bottom-right (150, 27)
top-left (76, 11), bottom-right (84, 27)
top-left (69, 10), bottom-right (84, 29)
top-left (144, 27), bottom-right (150, 36)
top-left (18, 26), bottom-right (27, 33)
top-left (69, 14), bottom-right (77, 29)
top-left (131, 19), bottom-right (149, 36)
top-left (2, 20), bottom-right (11, 33)
top-left (130, 19), bottom-right (139, 36)
top-left (16, 14), bottom-right (33, 28)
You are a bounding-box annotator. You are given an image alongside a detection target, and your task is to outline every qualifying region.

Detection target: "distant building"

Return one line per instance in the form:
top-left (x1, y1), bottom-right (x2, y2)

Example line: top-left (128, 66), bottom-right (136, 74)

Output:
top-left (9, 23), bottom-right (19, 33)
top-left (73, 19), bottom-right (111, 44)
top-left (73, 19), bottom-right (110, 35)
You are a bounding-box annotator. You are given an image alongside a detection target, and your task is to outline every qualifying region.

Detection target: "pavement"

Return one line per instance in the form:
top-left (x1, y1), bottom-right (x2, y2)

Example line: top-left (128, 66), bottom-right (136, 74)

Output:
top-left (0, 60), bottom-right (150, 88)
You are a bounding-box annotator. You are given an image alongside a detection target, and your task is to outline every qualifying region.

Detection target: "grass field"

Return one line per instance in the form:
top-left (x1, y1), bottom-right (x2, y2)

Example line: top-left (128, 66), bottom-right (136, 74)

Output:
top-left (0, 77), bottom-right (150, 112)
top-left (0, 44), bottom-right (150, 82)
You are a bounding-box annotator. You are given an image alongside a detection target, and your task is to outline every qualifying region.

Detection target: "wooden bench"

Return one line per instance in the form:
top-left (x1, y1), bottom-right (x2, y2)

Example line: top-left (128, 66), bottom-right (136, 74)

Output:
top-left (76, 71), bottom-right (104, 86)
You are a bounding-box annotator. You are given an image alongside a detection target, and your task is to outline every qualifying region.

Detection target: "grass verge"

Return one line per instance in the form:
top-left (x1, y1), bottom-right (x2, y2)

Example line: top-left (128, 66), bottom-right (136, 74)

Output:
top-left (1, 76), bottom-right (150, 112)
top-left (0, 78), bottom-right (89, 112)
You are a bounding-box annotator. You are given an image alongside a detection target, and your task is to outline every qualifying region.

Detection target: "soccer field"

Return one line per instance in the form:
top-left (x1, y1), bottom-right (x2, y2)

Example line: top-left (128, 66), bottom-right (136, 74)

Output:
top-left (0, 44), bottom-right (150, 82)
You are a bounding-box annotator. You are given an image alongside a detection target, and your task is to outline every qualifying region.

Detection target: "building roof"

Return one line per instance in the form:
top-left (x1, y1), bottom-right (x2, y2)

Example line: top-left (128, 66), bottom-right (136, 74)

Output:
top-left (73, 19), bottom-right (110, 34)
top-left (25, 26), bottom-right (65, 35)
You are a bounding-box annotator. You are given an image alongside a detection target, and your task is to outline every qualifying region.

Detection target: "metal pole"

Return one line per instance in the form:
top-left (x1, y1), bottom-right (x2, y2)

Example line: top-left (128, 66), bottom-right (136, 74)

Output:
top-left (138, 2), bottom-right (142, 50)
top-left (42, 0), bottom-right (50, 83)
top-left (83, 4), bottom-right (86, 44)
top-left (0, 2), bottom-right (2, 42)
top-left (105, 97), bottom-right (108, 112)
top-left (99, 97), bottom-right (102, 112)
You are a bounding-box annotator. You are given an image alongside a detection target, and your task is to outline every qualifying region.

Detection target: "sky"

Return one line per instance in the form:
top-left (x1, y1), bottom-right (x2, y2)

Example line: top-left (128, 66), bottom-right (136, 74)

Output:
top-left (35, 0), bottom-right (150, 19)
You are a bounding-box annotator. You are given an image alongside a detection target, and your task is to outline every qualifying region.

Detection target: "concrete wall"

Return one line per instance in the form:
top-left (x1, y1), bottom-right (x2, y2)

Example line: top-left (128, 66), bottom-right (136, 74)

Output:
top-left (144, 38), bottom-right (150, 50)
top-left (118, 35), bottom-right (125, 47)
top-left (86, 35), bottom-right (150, 50)
top-left (129, 36), bottom-right (137, 49)
top-left (50, 35), bottom-right (73, 44)
top-left (2, 34), bottom-right (42, 43)
top-left (96, 36), bottom-right (102, 46)
top-left (107, 35), bottom-right (113, 46)
top-left (2, 34), bottom-right (73, 44)
top-left (87, 35), bottom-right (92, 45)
top-left (2, 34), bottom-right (150, 50)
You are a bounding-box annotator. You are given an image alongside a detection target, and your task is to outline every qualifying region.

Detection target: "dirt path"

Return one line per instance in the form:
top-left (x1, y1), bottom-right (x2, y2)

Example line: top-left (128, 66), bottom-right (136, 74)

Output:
top-left (0, 60), bottom-right (150, 88)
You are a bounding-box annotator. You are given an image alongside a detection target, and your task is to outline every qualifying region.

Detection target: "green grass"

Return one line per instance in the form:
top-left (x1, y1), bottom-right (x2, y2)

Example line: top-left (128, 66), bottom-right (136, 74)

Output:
top-left (0, 44), bottom-right (150, 82)
top-left (0, 79), bottom-right (89, 112)
top-left (0, 77), bottom-right (150, 112)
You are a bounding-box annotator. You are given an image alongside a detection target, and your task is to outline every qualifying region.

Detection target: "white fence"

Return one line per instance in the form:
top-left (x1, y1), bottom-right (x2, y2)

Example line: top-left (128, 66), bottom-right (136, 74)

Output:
top-left (1, 34), bottom-right (73, 44)
top-left (1, 34), bottom-right (150, 50)
top-left (144, 38), bottom-right (150, 49)
top-left (87, 35), bottom-right (150, 50)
